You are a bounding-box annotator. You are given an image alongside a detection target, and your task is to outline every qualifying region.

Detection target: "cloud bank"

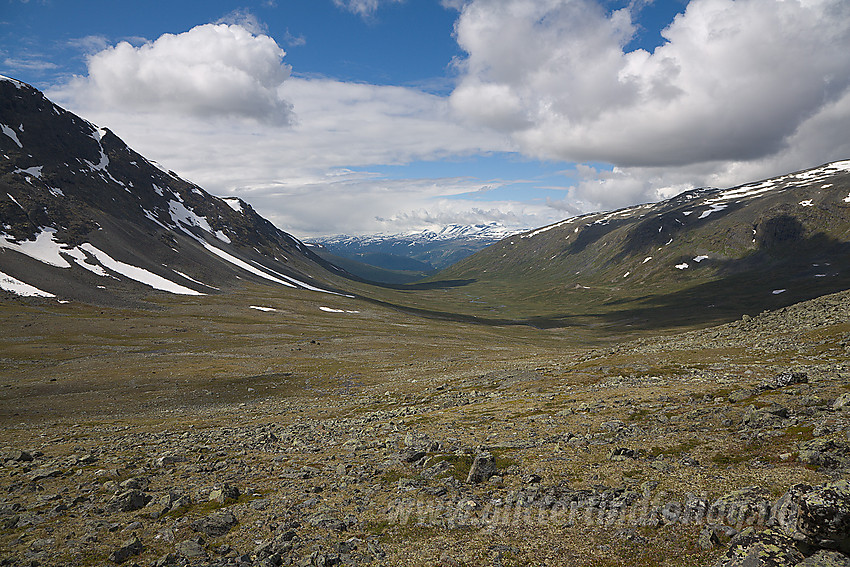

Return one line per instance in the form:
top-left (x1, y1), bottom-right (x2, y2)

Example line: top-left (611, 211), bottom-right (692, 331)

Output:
top-left (49, 1), bottom-right (850, 237)
top-left (450, 0), bottom-right (850, 167)
top-left (50, 21), bottom-right (515, 237)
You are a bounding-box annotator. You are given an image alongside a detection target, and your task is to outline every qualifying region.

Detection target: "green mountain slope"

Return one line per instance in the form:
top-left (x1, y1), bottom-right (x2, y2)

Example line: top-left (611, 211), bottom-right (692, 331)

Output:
top-left (404, 161), bottom-right (850, 330)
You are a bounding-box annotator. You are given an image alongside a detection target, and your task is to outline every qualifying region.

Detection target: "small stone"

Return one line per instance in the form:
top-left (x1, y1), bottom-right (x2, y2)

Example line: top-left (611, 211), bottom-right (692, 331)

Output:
top-left (833, 392), bottom-right (850, 411)
top-left (209, 483), bottom-right (239, 504)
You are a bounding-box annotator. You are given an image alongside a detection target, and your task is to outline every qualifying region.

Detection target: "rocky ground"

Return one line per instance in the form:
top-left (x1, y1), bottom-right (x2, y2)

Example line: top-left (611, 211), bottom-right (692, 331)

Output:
top-left (2, 290), bottom-right (850, 566)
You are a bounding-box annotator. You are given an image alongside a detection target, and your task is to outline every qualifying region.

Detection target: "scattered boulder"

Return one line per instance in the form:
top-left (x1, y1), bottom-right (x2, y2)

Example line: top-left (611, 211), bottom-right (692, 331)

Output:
top-left (209, 483), bottom-right (239, 504)
top-left (108, 535), bottom-right (143, 563)
top-left (106, 490), bottom-right (151, 513)
top-left (729, 389), bottom-right (758, 403)
top-left (797, 439), bottom-right (850, 470)
top-left (743, 404), bottom-right (788, 428)
top-left (710, 487), bottom-right (773, 527)
top-left (155, 455), bottom-right (187, 466)
top-left (760, 371), bottom-right (808, 391)
top-left (699, 525), bottom-right (731, 550)
top-left (1, 448), bottom-right (33, 462)
top-left (401, 449), bottom-right (426, 463)
top-left (191, 510), bottom-right (238, 537)
top-left (609, 447), bottom-right (638, 461)
top-left (466, 452), bottom-right (496, 484)
top-left (176, 536), bottom-right (207, 559)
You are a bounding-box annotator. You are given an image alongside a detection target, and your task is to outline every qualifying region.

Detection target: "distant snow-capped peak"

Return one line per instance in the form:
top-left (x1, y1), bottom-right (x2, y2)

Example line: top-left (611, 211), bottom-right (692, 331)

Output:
top-left (314, 222), bottom-right (522, 245)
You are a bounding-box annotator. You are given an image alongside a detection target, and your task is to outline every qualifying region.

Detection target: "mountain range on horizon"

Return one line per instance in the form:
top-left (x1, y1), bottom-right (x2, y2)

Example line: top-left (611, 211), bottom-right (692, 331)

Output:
top-left (306, 222), bottom-right (521, 283)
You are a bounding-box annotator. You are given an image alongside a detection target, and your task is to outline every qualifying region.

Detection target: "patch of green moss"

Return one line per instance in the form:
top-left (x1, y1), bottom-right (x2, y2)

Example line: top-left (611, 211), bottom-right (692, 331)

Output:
top-left (379, 469), bottom-right (406, 484)
top-left (648, 439), bottom-right (701, 458)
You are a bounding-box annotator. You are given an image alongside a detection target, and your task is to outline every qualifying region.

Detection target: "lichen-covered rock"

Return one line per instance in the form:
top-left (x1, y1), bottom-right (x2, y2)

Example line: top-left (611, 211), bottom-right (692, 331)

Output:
top-left (796, 481), bottom-right (850, 550)
top-left (797, 439), bottom-right (850, 470)
top-left (797, 550), bottom-right (850, 566)
top-left (773, 480), bottom-right (850, 552)
top-left (713, 528), bottom-right (806, 567)
top-left (709, 487), bottom-right (773, 527)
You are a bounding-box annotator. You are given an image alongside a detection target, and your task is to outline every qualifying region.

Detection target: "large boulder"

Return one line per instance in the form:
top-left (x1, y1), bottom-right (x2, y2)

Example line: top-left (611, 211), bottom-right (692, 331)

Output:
top-left (466, 453), bottom-right (497, 484)
top-left (774, 481), bottom-right (850, 550)
top-left (713, 528), bottom-right (806, 567)
top-left (795, 481), bottom-right (850, 551)
top-left (190, 510), bottom-right (238, 537)
top-left (797, 439), bottom-right (850, 470)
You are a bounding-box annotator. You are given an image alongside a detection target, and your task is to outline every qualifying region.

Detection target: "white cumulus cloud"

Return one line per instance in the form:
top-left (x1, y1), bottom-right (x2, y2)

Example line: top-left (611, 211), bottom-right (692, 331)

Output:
top-left (61, 23), bottom-right (293, 123)
top-left (450, 0), bottom-right (850, 167)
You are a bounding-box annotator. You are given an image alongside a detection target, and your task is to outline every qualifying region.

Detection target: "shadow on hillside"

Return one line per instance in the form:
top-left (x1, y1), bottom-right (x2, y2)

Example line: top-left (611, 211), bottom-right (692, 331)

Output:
top-left (580, 228), bottom-right (850, 331)
top-left (373, 279), bottom-right (477, 291)
top-left (617, 201), bottom-right (744, 258)
top-left (363, 228), bottom-right (850, 333)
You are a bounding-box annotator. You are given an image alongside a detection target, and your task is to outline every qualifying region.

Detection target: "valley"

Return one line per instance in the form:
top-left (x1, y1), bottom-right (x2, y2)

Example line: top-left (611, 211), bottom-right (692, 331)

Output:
top-left (2, 76), bottom-right (850, 567)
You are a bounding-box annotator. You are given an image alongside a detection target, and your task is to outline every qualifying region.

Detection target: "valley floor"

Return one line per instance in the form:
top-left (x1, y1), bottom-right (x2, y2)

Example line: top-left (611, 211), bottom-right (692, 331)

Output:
top-left (1, 286), bottom-right (849, 566)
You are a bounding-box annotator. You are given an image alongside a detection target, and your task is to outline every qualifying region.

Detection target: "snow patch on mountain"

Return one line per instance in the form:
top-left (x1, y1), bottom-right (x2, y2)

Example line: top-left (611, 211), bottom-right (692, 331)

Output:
top-left (168, 200), bottom-right (214, 233)
top-left (0, 75), bottom-right (26, 89)
top-left (1, 124), bottom-right (23, 148)
top-left (79, 243), bottom-right (204, 296)
top-left (14, 166), bottom-right (42, 179)
top-left (0, 269), bottom-right (54, 298)
top-left (0, 227), bottom-right (75, 268)
top-left (222, 197), bottom-right (244, 213)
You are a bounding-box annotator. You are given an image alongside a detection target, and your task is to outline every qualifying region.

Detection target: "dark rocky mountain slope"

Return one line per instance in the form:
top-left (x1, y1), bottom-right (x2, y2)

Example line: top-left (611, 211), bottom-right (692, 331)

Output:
top-left (0, 76), bottom-right (349, 304)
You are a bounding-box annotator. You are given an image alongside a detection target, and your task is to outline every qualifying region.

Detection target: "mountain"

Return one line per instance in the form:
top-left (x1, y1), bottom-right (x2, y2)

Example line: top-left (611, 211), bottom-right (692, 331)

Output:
top-left (0, 76), bottom-right (350, 304)
top-left (308, 222), bottom-right (520, 279)
top-left (429, 160), bottom-right (850, 328)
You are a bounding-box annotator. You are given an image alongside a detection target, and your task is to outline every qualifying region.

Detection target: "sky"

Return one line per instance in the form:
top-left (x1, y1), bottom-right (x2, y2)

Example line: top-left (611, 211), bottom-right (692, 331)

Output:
top-left (2, 0), bottom-right (850, 239)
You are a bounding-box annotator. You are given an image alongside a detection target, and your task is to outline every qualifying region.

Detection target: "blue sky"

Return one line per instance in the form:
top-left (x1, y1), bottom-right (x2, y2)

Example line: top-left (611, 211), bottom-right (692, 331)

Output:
top-left (3, 0), bottom-right (849, 238)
